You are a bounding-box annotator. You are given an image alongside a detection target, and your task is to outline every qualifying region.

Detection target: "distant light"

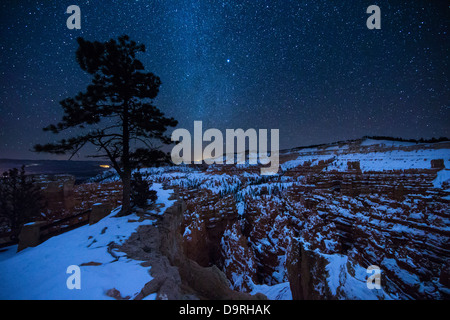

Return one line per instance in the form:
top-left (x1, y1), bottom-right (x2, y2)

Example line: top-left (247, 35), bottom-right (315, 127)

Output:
top-left (226, 59), bottom-right (230, 63)
top-left (100, 165), bottom-right (110, 169)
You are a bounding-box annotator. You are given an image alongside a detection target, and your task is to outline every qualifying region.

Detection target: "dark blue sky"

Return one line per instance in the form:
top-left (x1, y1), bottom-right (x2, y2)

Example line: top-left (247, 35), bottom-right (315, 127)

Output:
top-left (0, 0), bottom-right (448, 159)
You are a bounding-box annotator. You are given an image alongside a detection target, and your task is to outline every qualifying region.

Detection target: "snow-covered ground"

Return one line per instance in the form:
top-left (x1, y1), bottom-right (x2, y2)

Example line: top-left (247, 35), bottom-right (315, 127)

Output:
top-left (0, 183), bottom-right (174, 300)
top-left (433, 169), bottom-right (450, 189)
top-left (324, 252), bottom-right (394, 300)
top-left (250, 281), bottom-right (292, 300)
top-left (282, 140), bottom-right (450, 172)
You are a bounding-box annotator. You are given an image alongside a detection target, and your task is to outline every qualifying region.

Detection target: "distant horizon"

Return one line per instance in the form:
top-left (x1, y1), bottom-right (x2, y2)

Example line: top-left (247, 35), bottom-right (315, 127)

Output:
top-left (2, 134), bottom-right (449, 162)
top-left (0, 157), bottom-right (112, 182)
top-left (0, 158), bottom-right (109, 163)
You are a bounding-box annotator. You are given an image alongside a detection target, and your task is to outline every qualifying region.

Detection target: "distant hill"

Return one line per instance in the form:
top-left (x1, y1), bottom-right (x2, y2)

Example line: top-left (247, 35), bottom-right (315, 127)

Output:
top-left (283, 136), bottom-right (450, 153)
top-left (0, 159), bottom-right (111, 183)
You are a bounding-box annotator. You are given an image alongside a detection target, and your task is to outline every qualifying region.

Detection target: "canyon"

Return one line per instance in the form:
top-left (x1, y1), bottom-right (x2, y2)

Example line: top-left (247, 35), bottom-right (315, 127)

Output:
top-left (110, 137), bottom-right (449, 299)
top-left (162, 138), bottom-right (450, 299)
top-left (1, 137), bottom-right (449, 300)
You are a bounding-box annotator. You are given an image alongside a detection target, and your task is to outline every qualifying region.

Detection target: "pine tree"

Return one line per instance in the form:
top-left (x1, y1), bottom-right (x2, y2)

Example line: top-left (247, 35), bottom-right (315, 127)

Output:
top-left (34, 35), bottom-right (178, 215)
top-left (0, 166), bottom-right (44, 239)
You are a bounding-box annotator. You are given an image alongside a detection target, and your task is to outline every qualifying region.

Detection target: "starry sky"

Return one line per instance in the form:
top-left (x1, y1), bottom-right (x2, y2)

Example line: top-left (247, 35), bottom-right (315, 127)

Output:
top-left (0, 0), bottom-right (448, 160)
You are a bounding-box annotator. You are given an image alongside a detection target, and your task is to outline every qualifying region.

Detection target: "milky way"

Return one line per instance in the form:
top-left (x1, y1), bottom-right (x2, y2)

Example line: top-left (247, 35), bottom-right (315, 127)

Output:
top-left (0, 0), bottom-right (448, 159)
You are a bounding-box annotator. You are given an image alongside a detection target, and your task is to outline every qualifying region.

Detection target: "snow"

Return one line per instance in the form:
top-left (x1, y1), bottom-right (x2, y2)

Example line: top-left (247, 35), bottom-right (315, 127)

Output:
top-left (2, 139), bottom-right (447, 300)
top-left (324, 253), bottom-right (394, 300)
top-left (433, 169), bottom-right (450, 188)
top-left (142, 292), bottom-right (157, 300)
top-left (281, 159), bottom-right (307, 171)
top-left (282, 142), bottom-right (450, 173)
top-left (0, 245), bottom-right (17, 263)
top-left (183, 226), bottom-right (192, 238)
top-left (0, 183), bottom-right (174, 300)
top-left (250, 281), bottom-right (292, 300)
top-left (381, 257), bottom-right (420, 287)
top-left (332, 149), bottom-right (450, 172)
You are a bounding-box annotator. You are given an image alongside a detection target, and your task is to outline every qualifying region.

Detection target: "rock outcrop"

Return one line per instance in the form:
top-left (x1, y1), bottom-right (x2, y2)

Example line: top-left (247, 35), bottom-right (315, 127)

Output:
top-left (119, 196), bottom-right (266, 300)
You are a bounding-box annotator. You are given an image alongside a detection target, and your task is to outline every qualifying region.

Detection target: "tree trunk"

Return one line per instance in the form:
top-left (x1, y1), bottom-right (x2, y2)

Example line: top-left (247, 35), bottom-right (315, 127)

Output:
top-left (121, 170), bottom-right (131, 215)
top-left (120, 100), bottom-right (132, 216)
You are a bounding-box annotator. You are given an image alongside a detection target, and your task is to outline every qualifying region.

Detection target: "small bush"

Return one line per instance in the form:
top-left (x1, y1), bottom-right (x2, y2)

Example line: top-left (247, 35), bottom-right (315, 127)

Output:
top-left (131, 171), bottom-right (157, 208)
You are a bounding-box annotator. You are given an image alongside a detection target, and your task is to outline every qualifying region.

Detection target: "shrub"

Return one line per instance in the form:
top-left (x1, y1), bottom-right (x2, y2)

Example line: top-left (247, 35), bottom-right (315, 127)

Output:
top-left (131, 171), bottom-right (157, 208)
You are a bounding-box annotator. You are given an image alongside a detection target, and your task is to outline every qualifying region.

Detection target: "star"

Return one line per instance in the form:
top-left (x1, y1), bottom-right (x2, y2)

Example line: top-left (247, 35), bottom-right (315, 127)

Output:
top-left (0, 1), bottom-right (448, 159)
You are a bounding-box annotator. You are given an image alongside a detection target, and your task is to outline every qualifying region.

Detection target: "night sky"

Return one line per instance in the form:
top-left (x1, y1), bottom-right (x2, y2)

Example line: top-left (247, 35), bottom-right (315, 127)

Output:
top-left (0, 0), bottom-right (448, 160)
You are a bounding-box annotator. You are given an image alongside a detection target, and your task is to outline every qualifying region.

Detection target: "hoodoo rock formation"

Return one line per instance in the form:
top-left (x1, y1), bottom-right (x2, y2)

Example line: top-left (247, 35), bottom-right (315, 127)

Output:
top-left (2, 138), bottom-right (447, 300)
